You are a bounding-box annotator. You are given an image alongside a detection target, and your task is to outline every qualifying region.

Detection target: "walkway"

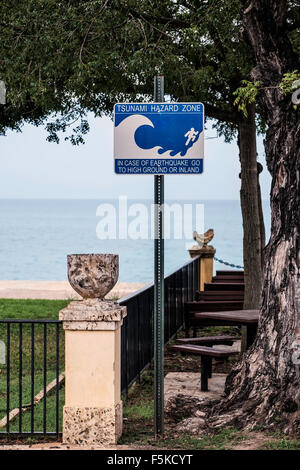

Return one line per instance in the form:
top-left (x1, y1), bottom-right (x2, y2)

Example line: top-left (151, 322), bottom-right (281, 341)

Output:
top-left (0, 281), bottom-right (147, 300)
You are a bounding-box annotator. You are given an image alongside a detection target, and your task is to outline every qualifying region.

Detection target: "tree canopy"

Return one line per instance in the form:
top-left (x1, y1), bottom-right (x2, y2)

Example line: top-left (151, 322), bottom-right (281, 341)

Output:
top-left (0, 0), bottom-right (257, 142)
top-left (1, 1), bottom-right (299, 143)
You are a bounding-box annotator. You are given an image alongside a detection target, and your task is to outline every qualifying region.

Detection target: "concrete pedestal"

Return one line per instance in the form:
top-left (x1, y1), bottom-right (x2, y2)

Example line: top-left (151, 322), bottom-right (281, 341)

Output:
top-left (188, 245), bottom-right (216, 291)
top-left (59, 299), bottom-right (127, 445)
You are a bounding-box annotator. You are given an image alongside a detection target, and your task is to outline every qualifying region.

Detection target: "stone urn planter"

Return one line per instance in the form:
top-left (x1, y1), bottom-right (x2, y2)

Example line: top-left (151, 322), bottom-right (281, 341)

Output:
top-left (67, 254), bottom-right (119, 299)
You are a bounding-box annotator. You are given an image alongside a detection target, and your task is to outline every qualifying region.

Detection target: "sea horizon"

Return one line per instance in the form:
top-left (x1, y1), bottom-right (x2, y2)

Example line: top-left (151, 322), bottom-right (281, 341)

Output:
top-left (0, 198), bottom-right (271, 282)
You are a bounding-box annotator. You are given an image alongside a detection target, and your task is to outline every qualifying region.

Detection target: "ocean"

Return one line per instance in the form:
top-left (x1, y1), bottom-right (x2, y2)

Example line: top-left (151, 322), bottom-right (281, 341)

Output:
top-left (0, 199), bottom-right (271, 283)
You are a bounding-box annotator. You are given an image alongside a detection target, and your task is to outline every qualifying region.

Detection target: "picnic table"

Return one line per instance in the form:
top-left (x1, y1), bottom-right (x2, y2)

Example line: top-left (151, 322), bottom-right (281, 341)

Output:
top-left (192, 309), bottom-right (259, 349)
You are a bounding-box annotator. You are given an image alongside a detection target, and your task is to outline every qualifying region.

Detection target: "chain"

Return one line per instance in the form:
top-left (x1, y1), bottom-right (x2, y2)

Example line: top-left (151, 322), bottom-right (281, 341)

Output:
top-left (214, 256), bottom-right (244, 270)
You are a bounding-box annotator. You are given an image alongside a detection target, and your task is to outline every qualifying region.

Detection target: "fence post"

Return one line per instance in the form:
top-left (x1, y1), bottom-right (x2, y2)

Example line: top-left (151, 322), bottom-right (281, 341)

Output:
top-left (188, 246), bottom-right (215, 291)
top-left (59, 253), bottom-right (127, 446)
top-left (59, 299), bottom-right (127, 445)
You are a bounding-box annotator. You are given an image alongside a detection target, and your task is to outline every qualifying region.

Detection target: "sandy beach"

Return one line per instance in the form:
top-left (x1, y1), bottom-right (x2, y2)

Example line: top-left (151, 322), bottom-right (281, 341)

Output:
top-left (0, 280), bottom-right (148, 301)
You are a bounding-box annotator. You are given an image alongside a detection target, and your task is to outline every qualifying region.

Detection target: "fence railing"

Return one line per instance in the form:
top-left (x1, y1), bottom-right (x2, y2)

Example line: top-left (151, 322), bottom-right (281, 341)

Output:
top-left (0, 256), bottom-right (200, 436)
top-left (0, 319), bottom-right (62, 437)
top-left (119, 255), bottom-right (200, 395)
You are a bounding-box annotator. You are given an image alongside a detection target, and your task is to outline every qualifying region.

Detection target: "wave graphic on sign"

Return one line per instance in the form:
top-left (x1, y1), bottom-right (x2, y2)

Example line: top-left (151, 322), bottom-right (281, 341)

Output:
top-left (114, 115), bottom-right (163, 158)
top-left (114, 114), bottom-right (203, 159)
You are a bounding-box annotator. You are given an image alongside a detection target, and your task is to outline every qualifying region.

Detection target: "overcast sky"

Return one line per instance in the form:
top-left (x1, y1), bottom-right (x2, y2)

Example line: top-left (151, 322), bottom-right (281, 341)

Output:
top-left (0, 114), bottom-right (272, 201)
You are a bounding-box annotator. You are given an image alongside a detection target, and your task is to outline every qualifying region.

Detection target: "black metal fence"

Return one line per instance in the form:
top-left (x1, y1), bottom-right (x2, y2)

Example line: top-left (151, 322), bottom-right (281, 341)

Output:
top-left (0, 319), bottom-right (62, 437)
top-left (119, 255), bottom-right (200, 395)
top-left (0, 256), bottom-right (200, 437)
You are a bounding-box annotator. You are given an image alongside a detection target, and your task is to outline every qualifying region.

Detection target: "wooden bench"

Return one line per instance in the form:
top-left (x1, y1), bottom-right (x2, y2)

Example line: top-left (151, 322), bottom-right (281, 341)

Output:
top-left (185, 300), bottom-right (244, 336)
top-left (212, 275), bottom-right (244, 283)
top-left (195, 290), bottom-right (244, 301)
top-left (216, 270), bottom-right (244, 276)
top-left (204, 282), bottom-right (244, 291)
top-left (176, 335), bottom-right (239, 347)
top-left (186, 300), bottom-right (244, 313)
top-left (170, 344), bottom-right (239, 391)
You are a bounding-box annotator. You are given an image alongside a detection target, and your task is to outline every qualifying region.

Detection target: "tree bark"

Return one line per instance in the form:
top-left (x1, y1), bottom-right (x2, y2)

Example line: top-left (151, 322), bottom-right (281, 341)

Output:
top-left (238, 104), bottom-right (263, 310)
top-left (205, 0), bottom-right (300, 436)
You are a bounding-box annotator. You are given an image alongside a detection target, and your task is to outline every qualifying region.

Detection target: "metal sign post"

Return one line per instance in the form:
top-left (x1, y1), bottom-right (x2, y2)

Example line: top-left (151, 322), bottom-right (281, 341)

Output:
top-left (153, 75), bottom-right (165, 436)
top-left (113, 82), bottom-right (204, 437)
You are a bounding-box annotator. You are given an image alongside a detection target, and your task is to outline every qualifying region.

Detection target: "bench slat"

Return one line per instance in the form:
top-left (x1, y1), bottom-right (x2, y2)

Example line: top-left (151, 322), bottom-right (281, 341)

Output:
top-left (204, 282), bottom-right (245, 291)
top-left (176, 335), bottom-right (239, 345)
top-left (216, 270), bottom-right (244, 276)
top-left (170, 344), bottom-right (239, 358)
top-left (186, 300), bottom-right (244, 312)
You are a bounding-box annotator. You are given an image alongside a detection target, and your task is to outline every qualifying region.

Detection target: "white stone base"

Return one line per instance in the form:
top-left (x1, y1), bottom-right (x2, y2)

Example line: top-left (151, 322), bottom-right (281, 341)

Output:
top-left (63, 402), bottom-right (123, 445)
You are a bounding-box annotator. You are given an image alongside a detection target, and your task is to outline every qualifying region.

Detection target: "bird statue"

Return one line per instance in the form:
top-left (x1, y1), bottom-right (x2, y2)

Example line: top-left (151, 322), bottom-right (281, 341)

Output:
top-left (193, 228), bottom-right (214, 247)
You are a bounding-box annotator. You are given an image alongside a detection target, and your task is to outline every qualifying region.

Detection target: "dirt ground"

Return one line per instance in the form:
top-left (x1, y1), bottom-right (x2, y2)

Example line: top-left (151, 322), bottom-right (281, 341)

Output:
top-left (0, 432), bottom-right (281, 451)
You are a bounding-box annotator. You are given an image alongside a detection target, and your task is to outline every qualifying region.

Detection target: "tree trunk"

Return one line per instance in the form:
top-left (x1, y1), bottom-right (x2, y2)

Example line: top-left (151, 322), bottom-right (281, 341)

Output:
top-left (205, 0), bottom-right (300, 436)
top-left (238, 104), bottom-right (263, 310)
top-left (165, 0), bottom-right (299, 437)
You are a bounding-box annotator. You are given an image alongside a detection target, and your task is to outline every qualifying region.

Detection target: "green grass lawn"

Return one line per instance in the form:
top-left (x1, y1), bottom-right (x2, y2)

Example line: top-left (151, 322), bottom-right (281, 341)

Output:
top-left (0, 299), bottom-right (69, 320)
top-left (0, 299), bottom-right (68, 435)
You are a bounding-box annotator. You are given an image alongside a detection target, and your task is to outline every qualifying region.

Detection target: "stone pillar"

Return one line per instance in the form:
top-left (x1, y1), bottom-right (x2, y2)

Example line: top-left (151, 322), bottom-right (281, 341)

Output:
top-left (59, 298), bottom-right (126, 445)
top-left (188, 245), bottom-right (216, 291)
top-left (59, 253), bottom-right (125, 445)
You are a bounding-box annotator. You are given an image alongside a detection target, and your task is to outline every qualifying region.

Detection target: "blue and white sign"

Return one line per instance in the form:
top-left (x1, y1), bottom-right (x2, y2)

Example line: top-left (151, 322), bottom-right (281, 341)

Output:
top-left (114, 103), bottom-right (204, 174)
